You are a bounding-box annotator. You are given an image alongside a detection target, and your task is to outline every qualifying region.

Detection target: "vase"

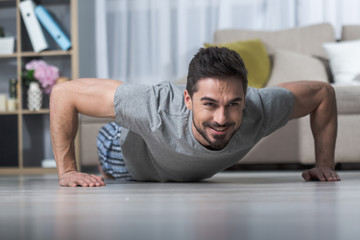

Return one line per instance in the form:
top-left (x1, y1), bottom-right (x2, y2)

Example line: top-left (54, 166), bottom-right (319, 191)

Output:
top-left (27, 82), bottom-right (43, 111)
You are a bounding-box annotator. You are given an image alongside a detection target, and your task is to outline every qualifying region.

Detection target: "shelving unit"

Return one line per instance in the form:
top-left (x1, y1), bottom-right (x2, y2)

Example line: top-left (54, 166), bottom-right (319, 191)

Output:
top-left (0, 0), bottom-right (78, 174)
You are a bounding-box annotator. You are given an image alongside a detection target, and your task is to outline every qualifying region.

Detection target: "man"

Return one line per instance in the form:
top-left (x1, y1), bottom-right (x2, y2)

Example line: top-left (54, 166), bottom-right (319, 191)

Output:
top-left (50, 47), bottom-right (340, 187)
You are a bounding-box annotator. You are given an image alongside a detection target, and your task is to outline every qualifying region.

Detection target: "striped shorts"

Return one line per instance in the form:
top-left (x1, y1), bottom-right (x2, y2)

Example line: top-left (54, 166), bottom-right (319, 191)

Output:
top-left (96, 122), bottom-right (134, 181)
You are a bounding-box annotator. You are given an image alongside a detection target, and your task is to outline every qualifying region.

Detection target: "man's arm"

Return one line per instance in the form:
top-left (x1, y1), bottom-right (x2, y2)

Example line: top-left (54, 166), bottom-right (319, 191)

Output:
top-left (277, 81), bottom-right (341, 182)
top-left (50, 78), bottom-right (122, 187)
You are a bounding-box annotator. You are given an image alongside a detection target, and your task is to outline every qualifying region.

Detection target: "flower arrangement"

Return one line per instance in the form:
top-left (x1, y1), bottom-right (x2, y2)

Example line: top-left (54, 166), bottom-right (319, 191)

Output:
top-left (24, 59), bottom-right (60, 94)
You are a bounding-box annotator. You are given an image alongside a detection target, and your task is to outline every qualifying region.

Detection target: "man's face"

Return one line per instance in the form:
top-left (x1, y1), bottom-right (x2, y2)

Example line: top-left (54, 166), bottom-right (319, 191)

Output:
top-left (184, 77), bottom-right (245, 150)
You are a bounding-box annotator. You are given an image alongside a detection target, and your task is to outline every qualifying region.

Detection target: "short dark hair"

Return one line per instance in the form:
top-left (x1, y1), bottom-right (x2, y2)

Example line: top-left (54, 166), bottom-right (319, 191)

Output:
top-left (186, 47), bottom-right (248, 97)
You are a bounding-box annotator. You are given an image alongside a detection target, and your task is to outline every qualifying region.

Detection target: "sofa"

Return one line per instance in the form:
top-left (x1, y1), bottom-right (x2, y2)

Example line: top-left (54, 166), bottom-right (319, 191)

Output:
top-left (79, 23), bottom-right (360, 169)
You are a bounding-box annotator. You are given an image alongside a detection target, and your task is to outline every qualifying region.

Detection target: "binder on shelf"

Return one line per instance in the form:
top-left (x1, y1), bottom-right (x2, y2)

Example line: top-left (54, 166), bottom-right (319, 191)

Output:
top-left (35, 5), bottom-right (72, 51)
top-left (19, 0), bottom-right (48, 53)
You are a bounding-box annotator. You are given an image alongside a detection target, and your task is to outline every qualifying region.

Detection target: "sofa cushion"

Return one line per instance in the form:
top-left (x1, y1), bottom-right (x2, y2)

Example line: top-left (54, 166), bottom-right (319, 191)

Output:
top-left (204, 39), bottom-right (271, 88)
top-left (323, 40), bottom-right (360, 85)
top-left (79, 114), bottom-right (115, 166)
top-left (333, 85), bottom-right (360, 114)
top-left (341, 25), bottom-right (360, 41)
top-left (213, 23), bottom-right (335, 59)
top-left (266, 49), bottom-right (328, 87)
top-left (80, 114), bottom-right (115, 123)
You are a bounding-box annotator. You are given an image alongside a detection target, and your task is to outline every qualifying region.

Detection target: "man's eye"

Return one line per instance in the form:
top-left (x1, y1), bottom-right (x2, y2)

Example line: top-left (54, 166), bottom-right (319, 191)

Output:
top-left (204, 102), bottom-right (214, 107)
top-left (229, 102), bottom-right (239, 107)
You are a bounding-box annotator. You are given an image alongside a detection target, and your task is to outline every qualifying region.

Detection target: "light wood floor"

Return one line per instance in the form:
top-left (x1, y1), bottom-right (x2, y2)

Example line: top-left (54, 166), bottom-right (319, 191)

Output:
top-left (1, 171), bottom-right (360, 240)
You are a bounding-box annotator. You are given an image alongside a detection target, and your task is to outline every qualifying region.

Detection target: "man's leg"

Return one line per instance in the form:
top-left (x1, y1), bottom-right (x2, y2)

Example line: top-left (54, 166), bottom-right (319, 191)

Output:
top-left (96, 122), bottom-right (133, 181)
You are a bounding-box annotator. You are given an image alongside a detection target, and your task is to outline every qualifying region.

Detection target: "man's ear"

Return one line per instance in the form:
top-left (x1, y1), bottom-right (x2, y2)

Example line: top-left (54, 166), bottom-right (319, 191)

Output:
top-left (184, 90), bottom-right (192, 110)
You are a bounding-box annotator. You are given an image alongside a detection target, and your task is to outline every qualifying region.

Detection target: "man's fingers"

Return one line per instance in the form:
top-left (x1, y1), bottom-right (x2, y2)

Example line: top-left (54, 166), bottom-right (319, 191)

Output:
top-left (90, 175), bottom-right (106, 186)
top-left (78, 176), bottom-right (103, 187)
top-left (319, 175), bottom-right (326, 182)
top-left (302, 170), bottom-right (311, 181)
top-left (59, 172), bottom-right (106, 187)
top-left (77, 178), bottom-right (90, 187)
top-left (327, 172), bottom-right (336, 181)
top-left (302, 167), bottom-right (341, 182)
top-left (319, 168), bottom-right (339, 182)
top-left (88, 176), bottom-right (105, 187)
top-left (328, 171), bottom-right (341, 181)
top-left (335, 173), bottom-right (341, 181)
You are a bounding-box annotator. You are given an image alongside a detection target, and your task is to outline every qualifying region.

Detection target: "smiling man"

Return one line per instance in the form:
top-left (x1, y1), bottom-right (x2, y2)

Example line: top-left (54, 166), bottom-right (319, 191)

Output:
top-left (185, 77), bottom-right (245, 150)
top-left (50, 47), bottom-right (340, 187)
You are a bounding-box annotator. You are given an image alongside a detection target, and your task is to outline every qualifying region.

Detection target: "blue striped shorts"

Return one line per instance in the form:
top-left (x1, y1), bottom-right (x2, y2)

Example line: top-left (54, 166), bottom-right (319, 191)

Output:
top-left (96, 122), bottom-right (134, 181)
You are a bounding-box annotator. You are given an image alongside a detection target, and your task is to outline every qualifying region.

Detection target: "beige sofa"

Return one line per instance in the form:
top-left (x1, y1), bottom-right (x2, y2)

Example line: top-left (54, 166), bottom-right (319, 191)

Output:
top-left (79, 23), bottom-right (360, 169)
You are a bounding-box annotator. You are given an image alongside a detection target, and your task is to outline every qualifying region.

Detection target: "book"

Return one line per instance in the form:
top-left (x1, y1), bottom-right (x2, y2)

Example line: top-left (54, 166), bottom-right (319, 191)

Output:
top-left (19, 0), bottom-right (48, 52)
top-left (35, 5), bottom-right (72, 51)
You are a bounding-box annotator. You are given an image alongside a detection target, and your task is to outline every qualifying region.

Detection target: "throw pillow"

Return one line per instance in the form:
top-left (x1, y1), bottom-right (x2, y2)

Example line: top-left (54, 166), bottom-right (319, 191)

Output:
top-left (266, 49), bottom-right (328, 87)
top-left (204, 39), bottom-right (270, 88)
top-left (323, 40), bottom-right (360, 85)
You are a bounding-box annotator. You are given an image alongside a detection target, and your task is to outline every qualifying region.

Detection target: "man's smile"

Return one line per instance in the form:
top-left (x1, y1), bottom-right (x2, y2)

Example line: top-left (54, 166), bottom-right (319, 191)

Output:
top-left (206, 122), bottom-right (235, 135)
top-left (209, 126), bottom-right (229, 134)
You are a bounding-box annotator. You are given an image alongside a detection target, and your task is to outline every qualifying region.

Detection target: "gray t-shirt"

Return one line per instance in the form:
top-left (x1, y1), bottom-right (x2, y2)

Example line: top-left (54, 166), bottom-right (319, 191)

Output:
top-left (114, 81), bottom-right (294, 182)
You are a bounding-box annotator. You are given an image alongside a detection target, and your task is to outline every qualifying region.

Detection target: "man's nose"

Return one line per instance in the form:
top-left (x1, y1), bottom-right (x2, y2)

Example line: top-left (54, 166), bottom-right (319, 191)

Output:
top-left (213, 107), bottom-right (227, 125)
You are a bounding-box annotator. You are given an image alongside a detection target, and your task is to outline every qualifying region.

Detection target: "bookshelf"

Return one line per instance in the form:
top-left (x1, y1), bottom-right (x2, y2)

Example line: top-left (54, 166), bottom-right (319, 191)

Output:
top-left (0, 0), bottom-right (79, 174)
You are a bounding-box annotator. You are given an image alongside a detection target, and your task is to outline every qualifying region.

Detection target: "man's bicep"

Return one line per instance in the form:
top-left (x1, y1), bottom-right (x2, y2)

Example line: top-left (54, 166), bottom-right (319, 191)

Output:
top-left (55, 78), bottom-right (122, 118)
top-left (276, 81), bottom-right (326, 120)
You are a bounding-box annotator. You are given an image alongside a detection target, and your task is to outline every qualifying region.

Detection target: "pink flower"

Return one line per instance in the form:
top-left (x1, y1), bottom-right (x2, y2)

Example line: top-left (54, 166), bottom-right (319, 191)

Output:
top-left (25, 59), bottom-right (47, 71)
top-left (25, 60), bottom-right (59, 94)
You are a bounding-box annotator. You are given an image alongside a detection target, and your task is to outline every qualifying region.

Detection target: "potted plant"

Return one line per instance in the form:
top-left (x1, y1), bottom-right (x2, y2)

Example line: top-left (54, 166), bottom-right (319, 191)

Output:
top-left (0, 26), bottom-right (15, 55)
top-left (22, 59), bottom-right (60, 110)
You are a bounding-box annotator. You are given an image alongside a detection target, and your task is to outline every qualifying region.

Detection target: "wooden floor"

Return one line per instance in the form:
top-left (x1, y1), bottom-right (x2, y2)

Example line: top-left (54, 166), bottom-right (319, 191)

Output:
top-left (1, 171), bottom-right (360, 240)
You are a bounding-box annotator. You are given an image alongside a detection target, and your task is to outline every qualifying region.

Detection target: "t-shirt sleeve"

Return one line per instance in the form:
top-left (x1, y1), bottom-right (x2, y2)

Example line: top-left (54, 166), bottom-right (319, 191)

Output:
top-left (113, 82), bottom-right (184, 135)
top-left (257, 86), bottom-right (295, 136)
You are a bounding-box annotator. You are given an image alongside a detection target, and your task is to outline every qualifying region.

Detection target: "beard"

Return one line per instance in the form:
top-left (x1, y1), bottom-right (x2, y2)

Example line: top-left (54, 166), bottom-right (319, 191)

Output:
top-left (192, 116), bottom-right (237, 150)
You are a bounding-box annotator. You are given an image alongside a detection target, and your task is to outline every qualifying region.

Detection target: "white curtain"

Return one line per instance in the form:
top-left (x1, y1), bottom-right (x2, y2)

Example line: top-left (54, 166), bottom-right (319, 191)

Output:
top-left (95, 0), bottom-right (360, 85)
top-left (297, 0), bottom-right (360, 38)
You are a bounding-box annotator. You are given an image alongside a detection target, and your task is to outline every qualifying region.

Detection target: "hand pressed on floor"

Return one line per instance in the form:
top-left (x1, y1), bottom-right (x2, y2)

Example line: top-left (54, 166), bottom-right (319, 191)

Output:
top-left (302, 166), bottom-right (341, 182)
top-left (59, 171), bottom-right (106, 187)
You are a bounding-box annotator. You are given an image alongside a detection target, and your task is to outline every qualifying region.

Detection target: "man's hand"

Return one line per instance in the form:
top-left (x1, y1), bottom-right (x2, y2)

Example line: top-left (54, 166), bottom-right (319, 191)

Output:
top-left (302, 166), bottom-right (341, 182)
top-left (59, 171), bottom-right (106, 187)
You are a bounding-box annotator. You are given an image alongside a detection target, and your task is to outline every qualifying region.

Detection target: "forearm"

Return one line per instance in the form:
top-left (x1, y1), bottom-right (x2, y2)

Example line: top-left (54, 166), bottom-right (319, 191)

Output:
top-left (50, 82), bottom-right (79, 177)
top-left (310, 84), bottom-right (337, 169)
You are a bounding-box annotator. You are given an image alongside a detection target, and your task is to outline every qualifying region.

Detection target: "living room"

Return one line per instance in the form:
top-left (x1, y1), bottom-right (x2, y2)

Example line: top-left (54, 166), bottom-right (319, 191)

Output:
top-left (0, 0), bottom-right (360, 239)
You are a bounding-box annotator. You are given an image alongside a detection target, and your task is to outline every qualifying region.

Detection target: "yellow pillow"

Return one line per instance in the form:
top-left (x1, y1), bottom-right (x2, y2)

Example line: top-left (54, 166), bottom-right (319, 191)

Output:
top-left (204, 39), bottom-right (270, 88)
